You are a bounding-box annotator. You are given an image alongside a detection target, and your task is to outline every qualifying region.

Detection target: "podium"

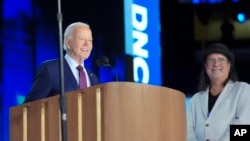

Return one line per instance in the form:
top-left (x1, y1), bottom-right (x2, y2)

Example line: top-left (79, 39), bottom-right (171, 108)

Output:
top-left (10, 82), bottom-right (187, 141)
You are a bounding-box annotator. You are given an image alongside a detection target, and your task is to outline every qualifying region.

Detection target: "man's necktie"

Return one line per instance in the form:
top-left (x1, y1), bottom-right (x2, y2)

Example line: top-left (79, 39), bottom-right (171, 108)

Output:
top-left (76, 65), bottom-right (87, 88)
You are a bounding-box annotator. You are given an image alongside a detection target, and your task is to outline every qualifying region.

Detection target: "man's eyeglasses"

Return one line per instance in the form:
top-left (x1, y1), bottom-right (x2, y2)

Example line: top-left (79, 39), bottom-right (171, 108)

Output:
top-left (206, 58), bottom-right (228, 65)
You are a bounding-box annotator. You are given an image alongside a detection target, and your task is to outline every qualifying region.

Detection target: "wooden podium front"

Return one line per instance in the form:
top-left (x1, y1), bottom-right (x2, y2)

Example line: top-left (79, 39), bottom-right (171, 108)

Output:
top-left (10, 82), bottom-right (187, 141)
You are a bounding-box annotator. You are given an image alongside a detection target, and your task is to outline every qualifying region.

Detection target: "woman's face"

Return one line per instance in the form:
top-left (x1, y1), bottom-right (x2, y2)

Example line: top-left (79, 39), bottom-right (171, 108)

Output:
top-left (205, 53), bottom-right (231, 82)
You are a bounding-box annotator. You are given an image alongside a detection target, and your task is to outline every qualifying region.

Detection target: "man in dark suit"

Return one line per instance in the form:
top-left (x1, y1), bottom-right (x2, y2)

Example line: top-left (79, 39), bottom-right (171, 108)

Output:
top-left (24, 22), bottom-right (99, 103)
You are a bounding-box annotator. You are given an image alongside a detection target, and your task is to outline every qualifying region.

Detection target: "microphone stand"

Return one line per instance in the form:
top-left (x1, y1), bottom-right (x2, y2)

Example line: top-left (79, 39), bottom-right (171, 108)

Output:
top-left (108, 65), bottom-right (119, 82)
top-left (96, 57), bottom-right (119, 81)
top-left (57, 0), bottom-right (67, 141)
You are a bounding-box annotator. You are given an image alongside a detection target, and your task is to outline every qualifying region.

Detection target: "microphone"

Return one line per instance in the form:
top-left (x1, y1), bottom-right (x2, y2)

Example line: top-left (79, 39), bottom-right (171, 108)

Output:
top-left (96, 56), bottom-right (119, 81)
top-left (96, 56), bottom-right (111, 67)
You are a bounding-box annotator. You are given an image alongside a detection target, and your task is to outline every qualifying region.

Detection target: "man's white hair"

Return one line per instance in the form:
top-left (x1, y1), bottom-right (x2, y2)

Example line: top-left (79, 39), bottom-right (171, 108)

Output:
top-left (63, 22), bottom-right (90, 51)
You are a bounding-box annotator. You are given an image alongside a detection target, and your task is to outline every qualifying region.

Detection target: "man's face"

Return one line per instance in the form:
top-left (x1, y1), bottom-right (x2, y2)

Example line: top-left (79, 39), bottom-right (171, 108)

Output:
top-left (66, 25), bottom-right (93, 64)
top-left (205, 53), bottom-right (231, 82)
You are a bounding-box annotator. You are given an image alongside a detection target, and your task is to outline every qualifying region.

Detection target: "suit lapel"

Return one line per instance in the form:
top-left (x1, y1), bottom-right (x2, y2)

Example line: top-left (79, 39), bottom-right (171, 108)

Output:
top-left (200, 90), bottom-right (209, 118)
top-left (210, 81), bottom-right (232, 114)
top-left (64, 60), bottom-right (79, 89)
top-left (86, 69), bottom-right (94, 85)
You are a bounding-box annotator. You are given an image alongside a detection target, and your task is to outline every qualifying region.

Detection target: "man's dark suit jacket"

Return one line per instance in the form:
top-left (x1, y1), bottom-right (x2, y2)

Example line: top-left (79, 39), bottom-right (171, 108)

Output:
top-left (24, 58), bottom-right (99, 103)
